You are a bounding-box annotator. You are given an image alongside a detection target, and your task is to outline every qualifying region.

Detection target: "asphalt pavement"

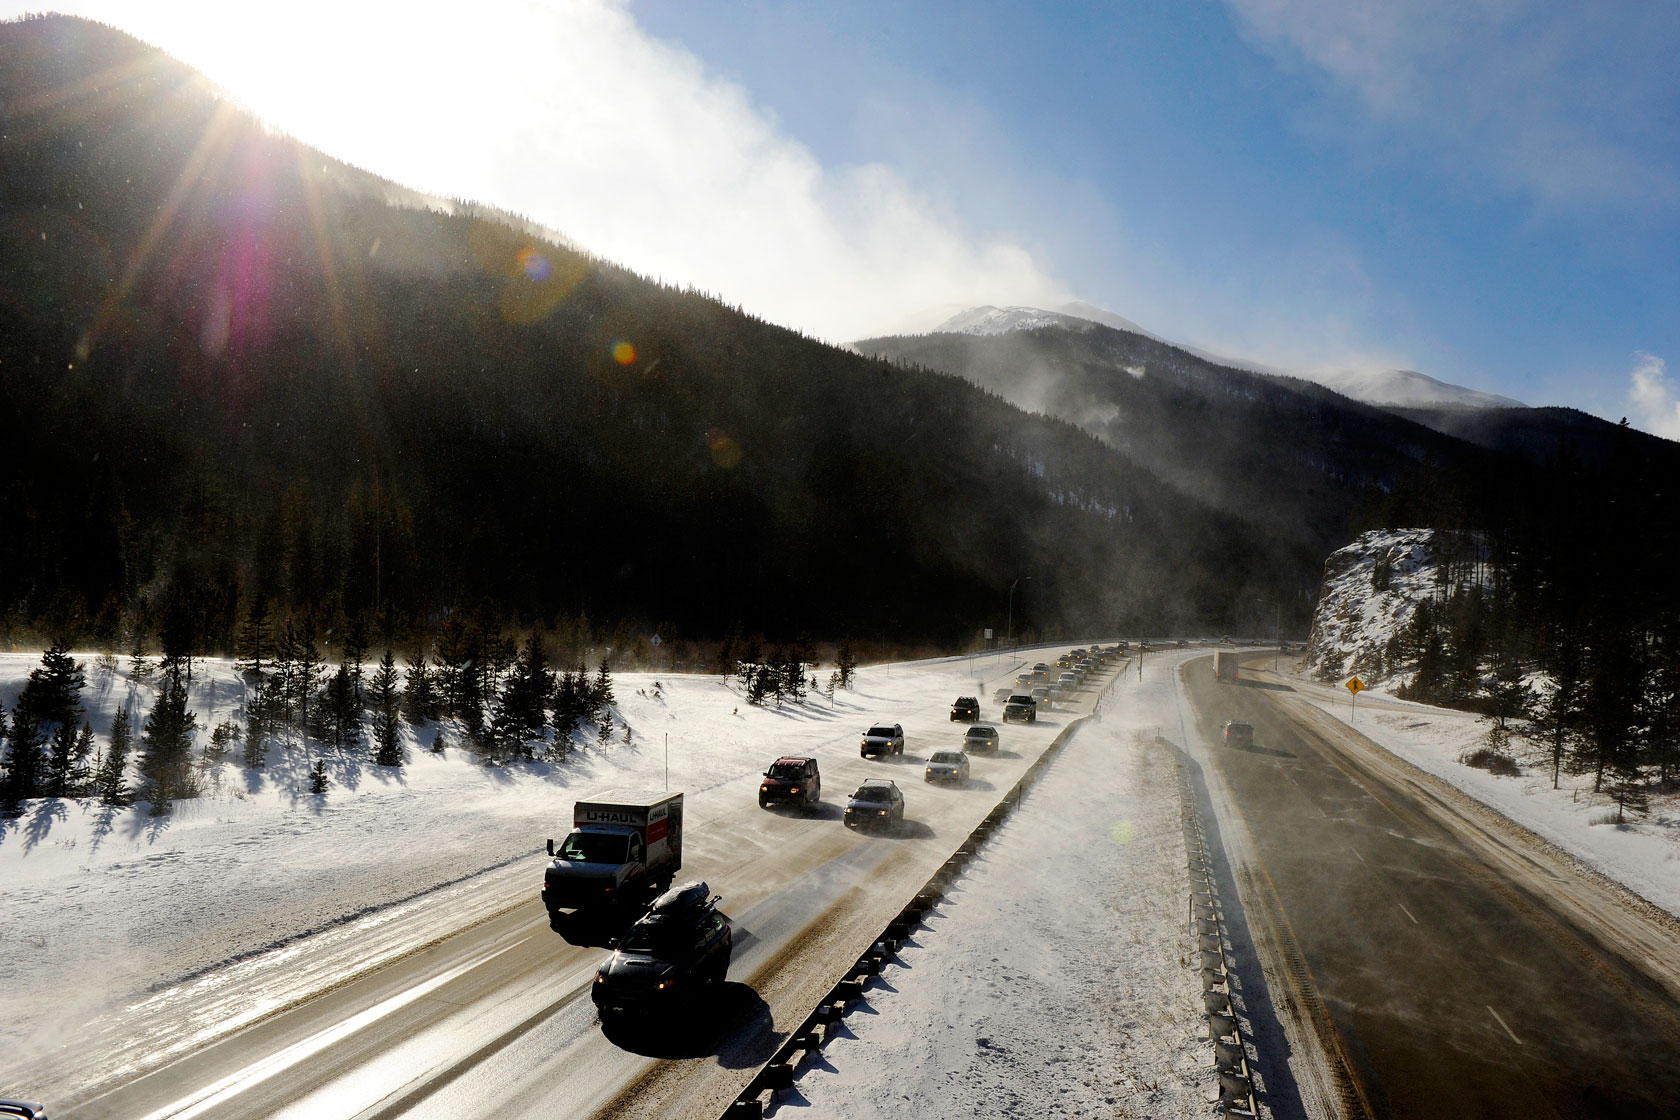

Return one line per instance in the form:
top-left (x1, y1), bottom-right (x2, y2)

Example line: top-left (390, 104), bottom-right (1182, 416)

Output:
top-left (1181, 658), bottom-right (1680, 1119)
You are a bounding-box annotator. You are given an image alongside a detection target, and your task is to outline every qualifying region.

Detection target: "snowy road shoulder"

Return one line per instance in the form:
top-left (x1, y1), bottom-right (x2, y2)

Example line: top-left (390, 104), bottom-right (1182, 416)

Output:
top-left (783, 672), bottom-right (1209, 1119)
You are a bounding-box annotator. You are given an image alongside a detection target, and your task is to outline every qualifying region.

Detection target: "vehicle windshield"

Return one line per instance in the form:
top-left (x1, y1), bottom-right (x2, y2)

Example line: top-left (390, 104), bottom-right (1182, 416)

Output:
top-left (558, 832), bottom-right (629, 863)
top-left (866, 726), bottom-right (897, 737)
top-left (931, 752), bottom-right (964, 764)
top-left (966, 728), bottom-right (994, 738)
top-left (618, 917), bottom-right (690, 956)
top-left (852, 786), bottom-right (892, 802)
top-left (766, 763), bottom-right (805, 780)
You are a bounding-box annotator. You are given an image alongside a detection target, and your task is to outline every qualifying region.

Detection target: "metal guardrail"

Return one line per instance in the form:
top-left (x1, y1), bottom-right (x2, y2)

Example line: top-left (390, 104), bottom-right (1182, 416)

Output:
top-left (1179, 760), bottom-right (1261, 1118)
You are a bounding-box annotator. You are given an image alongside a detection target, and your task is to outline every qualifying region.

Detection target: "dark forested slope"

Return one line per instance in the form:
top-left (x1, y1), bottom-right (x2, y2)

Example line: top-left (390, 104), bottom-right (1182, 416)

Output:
top-left (0, 15), bottom-right (1319, 649)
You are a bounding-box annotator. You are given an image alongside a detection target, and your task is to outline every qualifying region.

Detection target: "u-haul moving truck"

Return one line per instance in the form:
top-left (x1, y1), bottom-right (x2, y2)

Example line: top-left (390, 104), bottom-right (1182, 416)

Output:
top-left (542, 791), bottom-right (683, 916)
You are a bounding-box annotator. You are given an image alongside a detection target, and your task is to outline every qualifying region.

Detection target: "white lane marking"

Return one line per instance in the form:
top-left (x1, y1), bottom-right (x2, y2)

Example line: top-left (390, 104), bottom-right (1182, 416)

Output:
top-left (1397, 902), bottom-right (1419, 925)
top-left (1487, 1005), bottom-right (1522, 1045)
top-left (134, 940), bottom-right (523, 1120)
top-left (1350, 846), bottom-right (1367, 865)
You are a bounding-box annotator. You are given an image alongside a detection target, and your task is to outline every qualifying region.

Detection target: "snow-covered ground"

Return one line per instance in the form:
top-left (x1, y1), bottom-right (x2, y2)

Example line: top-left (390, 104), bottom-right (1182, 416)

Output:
top-left (793, 655), bottom-right (1209, 1119)
top-left (0, 650), bottom-right (1011, 1059)
top-left (1285, 673), bottom-right (1680, 919)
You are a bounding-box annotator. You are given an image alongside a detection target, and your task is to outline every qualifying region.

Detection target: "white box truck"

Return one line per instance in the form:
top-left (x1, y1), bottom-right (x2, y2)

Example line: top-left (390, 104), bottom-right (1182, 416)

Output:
top-left (1215, 651), bottom-right (1241, 681)
top-left (542, 791), bottom-right (683, 917)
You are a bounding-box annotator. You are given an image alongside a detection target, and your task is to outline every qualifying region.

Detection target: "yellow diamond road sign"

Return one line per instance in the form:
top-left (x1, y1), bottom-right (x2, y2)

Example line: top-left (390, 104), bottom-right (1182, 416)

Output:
top-left (1346, 677), bottom-right (1365, 695)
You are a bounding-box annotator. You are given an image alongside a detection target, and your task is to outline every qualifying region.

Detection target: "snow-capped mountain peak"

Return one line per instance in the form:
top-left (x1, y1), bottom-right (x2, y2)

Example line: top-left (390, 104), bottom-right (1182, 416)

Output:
top-left (908, 302), bottom-right (1524, 411)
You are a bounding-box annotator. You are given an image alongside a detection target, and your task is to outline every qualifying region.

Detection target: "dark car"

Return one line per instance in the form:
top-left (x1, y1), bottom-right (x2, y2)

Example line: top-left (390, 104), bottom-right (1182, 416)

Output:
top-left (593, 881), bottom-right (732, 1019)
top-left (0, 1104), bottom-right (47, 1120)
top-left (950, 695), bottom-right (980, 721)
top-left (860, 723), bottom-right (905, 757)
top-left (759, 755), bottom-right (821, 808)
top-left (844, 779), bottom-right (905, 829)
top-left (963, 724), bottom-right (999, 754)
top-left (1002, 693), bottom-right (1037, 723)
top-left (1223, 721), bottom-right (1254, 749)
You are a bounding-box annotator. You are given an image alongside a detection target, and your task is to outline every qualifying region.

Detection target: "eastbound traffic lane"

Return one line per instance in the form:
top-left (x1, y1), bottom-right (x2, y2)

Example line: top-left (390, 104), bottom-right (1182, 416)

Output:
top-left (1182, 661), bottom-right (1680, 1119)
top-left (57, 655), bottom-right (1121, 1120)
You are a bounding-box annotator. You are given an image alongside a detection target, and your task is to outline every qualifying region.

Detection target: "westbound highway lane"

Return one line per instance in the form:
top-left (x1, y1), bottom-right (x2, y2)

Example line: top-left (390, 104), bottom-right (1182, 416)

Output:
top-left (41, 651), bottom-right (1122, 1120)
top-left (1180, 655), bottom-right (1680, 1119)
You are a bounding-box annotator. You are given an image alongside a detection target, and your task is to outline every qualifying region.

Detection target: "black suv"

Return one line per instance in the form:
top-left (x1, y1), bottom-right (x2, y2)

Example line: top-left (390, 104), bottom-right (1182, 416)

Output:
top-left (759, 755), bottom-right (821, 809)
top-left (949, 695), bottom-right (980, 721)
top-left (593, 881), bottom-right (732, 1020)
top-left (860, 723), bottom-right (905, 757)
top-left (1002, 693), bottom-right (1037, 723)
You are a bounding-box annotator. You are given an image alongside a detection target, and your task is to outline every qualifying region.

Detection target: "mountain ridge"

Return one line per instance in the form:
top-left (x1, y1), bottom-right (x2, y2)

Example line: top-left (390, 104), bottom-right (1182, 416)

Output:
top-left (901, 301), bottom-right (1522, 411)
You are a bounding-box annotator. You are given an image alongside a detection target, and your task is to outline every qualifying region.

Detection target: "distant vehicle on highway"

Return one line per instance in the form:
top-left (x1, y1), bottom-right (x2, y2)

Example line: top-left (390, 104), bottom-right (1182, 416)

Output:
top-left (1031, 685), bottom-right (1052, 709)
top-left (924, 749), bottom-right (971, 783)
top-left (963, 724), bottom-right (999, 754)
top-left (1216, 651), bottom-right (1241, 680)
top-left (1003, 693), bottom-right (1037, 723)
top-left (1223, 721), bottom-right (1254, 749)
top-left (759, 756), bottom-right (820, 809)
top-left (860, 724), bottom-right (905, 758)
top-left (950, 695), bottom-right (980, 721)
top-left (592, 880), bottom-right (730, 1020)
top-left (844, 779), bottom-right (905, 829)
top-left (992, 686), bottom-right (1014, 703)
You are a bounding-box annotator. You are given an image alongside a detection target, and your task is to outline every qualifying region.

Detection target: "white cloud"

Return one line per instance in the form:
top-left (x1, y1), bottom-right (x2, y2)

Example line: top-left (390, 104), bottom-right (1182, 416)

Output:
top-left (15, 0), bottom-right (1065, 343)
top-left (1222, 0), bottom-right (1680, 210)
top-left (1628, 352), bottom-right (1680, 441)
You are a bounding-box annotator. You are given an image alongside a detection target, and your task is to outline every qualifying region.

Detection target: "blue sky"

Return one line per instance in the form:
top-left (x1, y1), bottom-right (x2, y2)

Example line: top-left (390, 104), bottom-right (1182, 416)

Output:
top-left (627, 0), bottom-right (1680, 426)
top-left (8, 0), bottom-right (1679, 432)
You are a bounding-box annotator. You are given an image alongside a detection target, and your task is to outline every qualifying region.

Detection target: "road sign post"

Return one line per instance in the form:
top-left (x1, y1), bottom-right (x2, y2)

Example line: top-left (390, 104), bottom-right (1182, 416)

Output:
top-left (1346, 676), bottom-right (1365, 721)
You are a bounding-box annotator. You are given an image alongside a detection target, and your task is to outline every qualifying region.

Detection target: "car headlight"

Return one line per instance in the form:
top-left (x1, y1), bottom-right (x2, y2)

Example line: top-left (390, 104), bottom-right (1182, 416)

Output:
top-left (760, 784), bottom-right (769, 791)
top-left (878, 809), bottom-right (887, 816)
top-left (595, 974), bottom-right (606, 984)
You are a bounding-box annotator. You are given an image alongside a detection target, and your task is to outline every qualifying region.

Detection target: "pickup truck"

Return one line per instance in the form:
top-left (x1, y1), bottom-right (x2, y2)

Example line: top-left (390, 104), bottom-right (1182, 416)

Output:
top-left (542, 791), bottom-right (683, 917)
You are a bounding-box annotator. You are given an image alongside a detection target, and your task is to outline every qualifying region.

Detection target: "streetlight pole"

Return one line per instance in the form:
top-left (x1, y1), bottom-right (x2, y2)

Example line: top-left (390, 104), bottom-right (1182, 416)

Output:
top-left (1007, 577), bottom-right (1030, 651)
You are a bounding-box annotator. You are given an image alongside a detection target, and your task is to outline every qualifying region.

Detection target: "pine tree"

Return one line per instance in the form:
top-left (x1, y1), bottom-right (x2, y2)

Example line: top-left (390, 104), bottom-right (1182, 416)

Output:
top-left (19, 639), bottom-right (87, 729)
top-left (715, 631), bottom-right (739, 681)
top-left (494, 634), bottom-right (554, 753)
top-left (371, 650), bottom-right (403, 767)
top-left (736, 637), bottom-right (762, 692)
top-left (140, 675), bottom-right (198, 813)
top-left (0, 704), bottom-right (44, 815)
top-left (342, 614), bottom-right (369, 708)
top-left (402, 648), bottom-right (438, 724)
top-left (553, 668), bottom-right (584, 742)
top-left (310, 760), bottom-right (330, 794)
top-left (97, 709), bottom-right (133, 805)
top-left (45, 721), bottom-right (87, 797)
top-left (589, 659), bottom-right (616, 721)
top-left (835, 641), bottom-right (857, 689)
top-left (235, 599), bottom-right (274, 678)
top-left (322, 664), bottom-right (360, 750)
top-left (292, 619), bottom-right (324, 741)
top-left (129, 628), bottom-right (154, 680)
top-left (245, 674), bottom-right (284, 768)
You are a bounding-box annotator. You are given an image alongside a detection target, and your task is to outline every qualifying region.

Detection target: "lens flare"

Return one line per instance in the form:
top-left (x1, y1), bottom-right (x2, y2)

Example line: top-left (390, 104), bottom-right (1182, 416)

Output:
top-left (518, 247), bottom-right (551, 281)
top-left (612, 340), bottom-right (637, 365)
top-left (706, 427), bottom-right (742, 469)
